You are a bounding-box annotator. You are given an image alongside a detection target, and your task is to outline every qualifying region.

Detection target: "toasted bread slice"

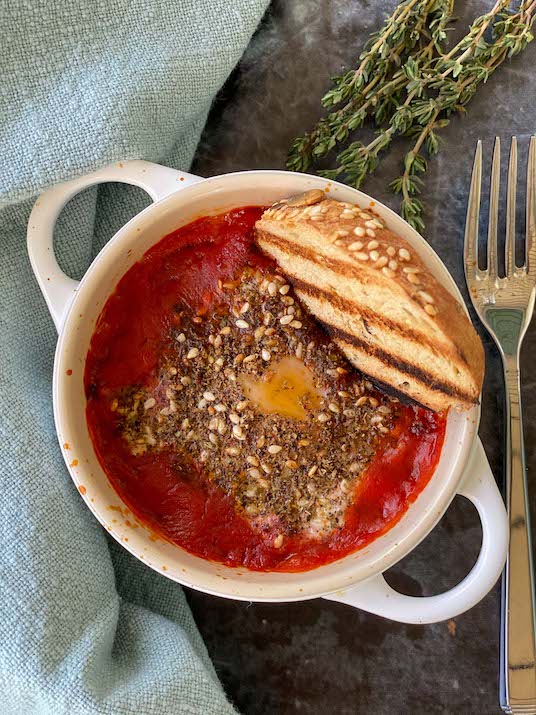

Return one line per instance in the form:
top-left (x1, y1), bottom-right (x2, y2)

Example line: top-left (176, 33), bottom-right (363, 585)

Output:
top-left (255, 190), bottom-right (484, 412)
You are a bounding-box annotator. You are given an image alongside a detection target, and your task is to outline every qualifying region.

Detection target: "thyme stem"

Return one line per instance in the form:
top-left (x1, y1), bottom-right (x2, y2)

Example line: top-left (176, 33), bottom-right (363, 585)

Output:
top-left (288, 0), bottom-right (535, 231)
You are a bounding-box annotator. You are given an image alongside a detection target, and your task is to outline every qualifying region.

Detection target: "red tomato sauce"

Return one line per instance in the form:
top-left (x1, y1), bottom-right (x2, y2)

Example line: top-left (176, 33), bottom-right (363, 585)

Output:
top-left (85, 206), bottom-right (446, 572)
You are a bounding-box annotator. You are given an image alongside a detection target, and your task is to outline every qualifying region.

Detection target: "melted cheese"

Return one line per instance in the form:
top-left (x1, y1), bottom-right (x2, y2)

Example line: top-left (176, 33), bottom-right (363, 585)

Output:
top-left (242, 355), bottom-right (322, 421)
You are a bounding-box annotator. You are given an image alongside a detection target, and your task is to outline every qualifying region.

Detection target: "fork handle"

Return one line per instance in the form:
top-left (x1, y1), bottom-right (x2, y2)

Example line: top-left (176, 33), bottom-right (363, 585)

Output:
top-left (500, 358), bottom-right (536, 713)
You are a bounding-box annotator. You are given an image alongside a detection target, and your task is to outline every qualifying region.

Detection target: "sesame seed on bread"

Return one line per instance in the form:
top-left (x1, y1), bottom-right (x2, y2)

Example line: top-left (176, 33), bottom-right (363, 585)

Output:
top-left (254, 190), bottom-right (485, 413)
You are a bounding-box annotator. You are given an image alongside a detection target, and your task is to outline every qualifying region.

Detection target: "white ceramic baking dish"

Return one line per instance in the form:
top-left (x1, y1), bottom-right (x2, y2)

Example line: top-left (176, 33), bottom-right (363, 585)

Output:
top-left (27, 160), bottom-right (508, 624)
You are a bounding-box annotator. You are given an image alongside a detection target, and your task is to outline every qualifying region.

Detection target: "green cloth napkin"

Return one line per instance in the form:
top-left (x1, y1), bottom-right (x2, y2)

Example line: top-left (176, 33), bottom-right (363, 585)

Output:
top-left (0, 2), bottom-right (268, 713)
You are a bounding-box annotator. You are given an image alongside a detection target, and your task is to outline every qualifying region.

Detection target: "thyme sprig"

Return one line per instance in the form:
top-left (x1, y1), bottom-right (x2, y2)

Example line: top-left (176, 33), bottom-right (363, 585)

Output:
top-left (287, 0), bottom-right (535, 232)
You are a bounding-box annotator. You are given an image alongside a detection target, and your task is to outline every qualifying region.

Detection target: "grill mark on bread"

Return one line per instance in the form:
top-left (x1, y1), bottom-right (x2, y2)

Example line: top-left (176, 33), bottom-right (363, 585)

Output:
top-left (360, 375), bottom-right (431, 410)
top-left (316, 321), bottom-right (469, 402)
top-left (259, 231), bottom-right (356, 277)
top-left (286, 274), bottom-right (446, 357)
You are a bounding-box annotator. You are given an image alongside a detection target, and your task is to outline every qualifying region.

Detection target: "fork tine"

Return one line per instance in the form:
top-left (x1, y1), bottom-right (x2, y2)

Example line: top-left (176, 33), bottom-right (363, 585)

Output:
top-left (487, 137), bottom-right (501, 280)
top-left (464, 140), bottom-right (482, 281)
top-left (526, 135), bottom-right (536, 276)
top-left (506, 137), bottom-right (517, 277)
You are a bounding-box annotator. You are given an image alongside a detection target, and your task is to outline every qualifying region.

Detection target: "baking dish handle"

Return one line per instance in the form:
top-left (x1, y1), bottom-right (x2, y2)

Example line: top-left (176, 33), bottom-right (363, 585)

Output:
top-left (324, 438), bottom-right (508, 624)
top-left (27, 161), bottom-right (202, 331)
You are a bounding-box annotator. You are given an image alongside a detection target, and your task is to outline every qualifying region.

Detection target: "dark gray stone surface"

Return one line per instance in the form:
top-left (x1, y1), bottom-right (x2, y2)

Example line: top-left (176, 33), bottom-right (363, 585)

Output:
top-left (188, 2), bottom-right (536, 713)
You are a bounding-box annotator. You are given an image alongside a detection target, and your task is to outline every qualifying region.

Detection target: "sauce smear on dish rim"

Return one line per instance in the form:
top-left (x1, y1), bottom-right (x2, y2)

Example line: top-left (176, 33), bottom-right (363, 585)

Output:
top-left (85, 206), bottom-right (446, 572)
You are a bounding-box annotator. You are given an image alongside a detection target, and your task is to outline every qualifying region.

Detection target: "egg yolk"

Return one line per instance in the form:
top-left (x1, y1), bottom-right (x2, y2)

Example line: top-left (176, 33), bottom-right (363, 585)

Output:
top-left (242, 355), bottom-right (323, 421)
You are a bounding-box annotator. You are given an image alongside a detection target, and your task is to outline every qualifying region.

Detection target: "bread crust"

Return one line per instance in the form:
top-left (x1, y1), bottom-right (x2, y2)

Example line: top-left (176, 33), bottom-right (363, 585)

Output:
top-left (255, 190), bottom-right (484, 412)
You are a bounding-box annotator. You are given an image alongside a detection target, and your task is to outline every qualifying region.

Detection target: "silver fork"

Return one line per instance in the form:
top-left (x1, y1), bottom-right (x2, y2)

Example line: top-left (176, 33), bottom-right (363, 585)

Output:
top-left (465, 136), bottom-right (536, 714)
